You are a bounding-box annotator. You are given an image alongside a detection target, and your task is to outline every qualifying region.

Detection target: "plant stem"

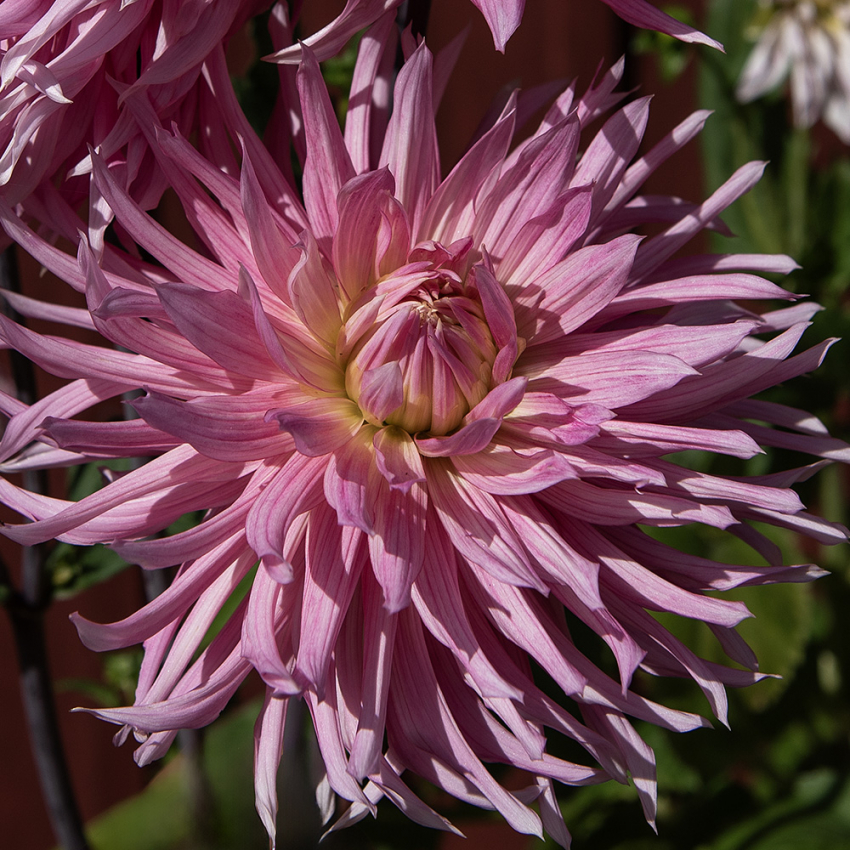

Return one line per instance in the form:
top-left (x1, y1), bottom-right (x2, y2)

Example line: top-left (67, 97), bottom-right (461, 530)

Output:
top-left (1, 245), bottom-right (91, 850)
top-left (7, 597), bottom-right (91, 850)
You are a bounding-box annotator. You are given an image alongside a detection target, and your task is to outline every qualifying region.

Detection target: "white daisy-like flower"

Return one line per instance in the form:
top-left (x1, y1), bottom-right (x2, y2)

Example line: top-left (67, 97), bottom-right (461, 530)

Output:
top-left (737, 0), bottom-right (850, 141)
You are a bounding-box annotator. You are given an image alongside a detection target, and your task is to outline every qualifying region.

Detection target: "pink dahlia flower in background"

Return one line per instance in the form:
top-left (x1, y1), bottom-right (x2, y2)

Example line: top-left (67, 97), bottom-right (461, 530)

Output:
top-left (0, 0), bottom-right (269, 206)
top-left (1, 11), bottom-right (847, 847)
top-left (0, 0), bottom-right (721, 209)
top-left (272, 0), bottom-right (723, 60)
top-left (736, 0), bottom-right (850, 142)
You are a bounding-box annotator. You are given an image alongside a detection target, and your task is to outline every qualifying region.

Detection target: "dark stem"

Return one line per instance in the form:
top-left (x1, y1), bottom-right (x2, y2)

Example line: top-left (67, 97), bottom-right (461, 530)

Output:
top-left (1, 245), bottom-right (91, 850)
top-left (178, 728), bottom-right (218, 848)
top-left (616, 19), bottom-right (639, 97)
top-left (7, 598), bottom-right (91, 850)
top-left (279, 699), bottom-right (324, 849)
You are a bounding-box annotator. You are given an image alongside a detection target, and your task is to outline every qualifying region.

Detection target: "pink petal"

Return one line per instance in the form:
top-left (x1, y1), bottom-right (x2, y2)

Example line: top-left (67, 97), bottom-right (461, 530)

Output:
top-left (348, 572), bottom-right (398, 778)
top-left (266, 397), bottom-right (364, 457)
top-left (323, 428), bottom-right (380, 534)
top-left (520, 234), bottom-right (642, 344)
top-left (602, 0), bottom-right (723, 49)
top-left (253, 692), bottom-right (289, 844)
top-left (469, 0), bottom-right (525, 51)
top-left (296, 515), bottom-right (365, 695)
top-left (368, 471), bottom-right (427, 611)
top-left (379, 41), bottom-right (439, 235)
top-left (297, 44), bottom-right (355, 245)
top-left (451, 443), bottom-right (576, 495)
top-left (245, 454), bottom-right (328, 581)
top-left (132, 390), bottom-right (290, 462)
top-left (267, 0), bottom-right (403, 64)
top-left (427, 460), bottom-right (548, 592)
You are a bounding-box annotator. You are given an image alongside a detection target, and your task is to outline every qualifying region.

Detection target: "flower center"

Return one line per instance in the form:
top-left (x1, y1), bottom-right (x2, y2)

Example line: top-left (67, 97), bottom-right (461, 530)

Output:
top-left (343, 267), bottom-right (497, 436)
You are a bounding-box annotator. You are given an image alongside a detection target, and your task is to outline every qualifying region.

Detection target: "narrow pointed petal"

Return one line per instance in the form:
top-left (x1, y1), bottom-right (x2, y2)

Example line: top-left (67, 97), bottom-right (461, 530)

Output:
top-left (369, 473), bottom-right (427, 611)
top-left (348, 573), bottom-right (398, 778)
top-left (379, 41), bottom-right (439, 235)
top-left (267, 0), bottom-right (403, 64)
top-left (296, 517), bottom-right (365, 695)
top-left (254, 692), bottom-right (288, 845)
top-left (245, 454), bottom-right (327, 581)
top-left (298, 44), bottom-right (355, 244)
top-left (469, 0), bottom-right (525, 51)
top-left (601, 0), bottom-right (723, 49)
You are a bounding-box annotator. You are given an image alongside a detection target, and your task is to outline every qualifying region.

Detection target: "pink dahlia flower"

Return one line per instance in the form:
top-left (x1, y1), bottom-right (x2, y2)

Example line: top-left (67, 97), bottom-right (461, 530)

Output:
top-left (1, 20), bottom-right (846, 847)
top-left (0, 0), bottom-right (267, 205)
top-left (272, 0), bottom-right (722, 60)
top-left (0, 0), bottom-right (720, 206)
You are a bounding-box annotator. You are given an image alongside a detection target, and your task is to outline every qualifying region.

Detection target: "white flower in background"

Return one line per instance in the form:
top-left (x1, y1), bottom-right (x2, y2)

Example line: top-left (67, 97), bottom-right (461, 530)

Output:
top-left (737, 0), bottom-right (850, 142)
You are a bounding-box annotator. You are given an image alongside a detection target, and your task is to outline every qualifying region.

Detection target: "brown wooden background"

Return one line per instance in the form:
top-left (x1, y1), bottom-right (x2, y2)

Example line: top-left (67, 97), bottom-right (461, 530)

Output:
top-left (0, 0), bottom-right (710, 847)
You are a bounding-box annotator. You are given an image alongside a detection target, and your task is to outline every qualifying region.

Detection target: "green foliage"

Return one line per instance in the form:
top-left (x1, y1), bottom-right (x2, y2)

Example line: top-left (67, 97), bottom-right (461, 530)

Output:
top-left (45, 461), bottom-right (205, 600)
top-left (231, 13), bottom-right (361, 136)
top-left (85, 758), bottom-right (193, 850)
top-left (74, 700), bottom-right (267, 850)
top-left (48, 541), bottom-right (128, 600)
top-left (45, 461), bottom-right (134, 598)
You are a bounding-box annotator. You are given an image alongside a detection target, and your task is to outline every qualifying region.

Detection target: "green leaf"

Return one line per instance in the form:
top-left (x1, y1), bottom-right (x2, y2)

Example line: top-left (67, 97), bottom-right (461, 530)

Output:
top-left (82, 758), bottom-right (192, 850)
top-left (748, 817), bottom-right (850, 850)
top-left (729, 582), bottom-right (815, 711)
top-left (77, 699), bottom-right (266, 850)
top-left (710, 769), bottom-right (850, 850)
top-left (45, 460), bottom-right (136, 598)
top-left (49, 542), bottom-right (129, 600)
top-left (648, 523), bottom-right (815, 711)
top-left (48, 458), bottom-right (205, 599)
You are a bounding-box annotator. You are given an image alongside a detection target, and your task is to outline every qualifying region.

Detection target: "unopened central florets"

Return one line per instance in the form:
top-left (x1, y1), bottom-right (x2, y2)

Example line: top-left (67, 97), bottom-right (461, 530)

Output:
top-left (343, 267), bottom-right (498, 436)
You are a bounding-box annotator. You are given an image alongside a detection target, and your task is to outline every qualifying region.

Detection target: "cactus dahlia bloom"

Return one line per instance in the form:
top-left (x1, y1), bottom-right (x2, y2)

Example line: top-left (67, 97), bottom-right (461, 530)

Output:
top-left (0, 0), bottom-right (718, 205)
top-left (0, 0), bottom-right (269, 205)
top-left (1, 27), bottom-right (847, 847)
top-left (736, 0), bottom-right (850, 142)
top-left (274, 0), bottom-right (723, 60)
